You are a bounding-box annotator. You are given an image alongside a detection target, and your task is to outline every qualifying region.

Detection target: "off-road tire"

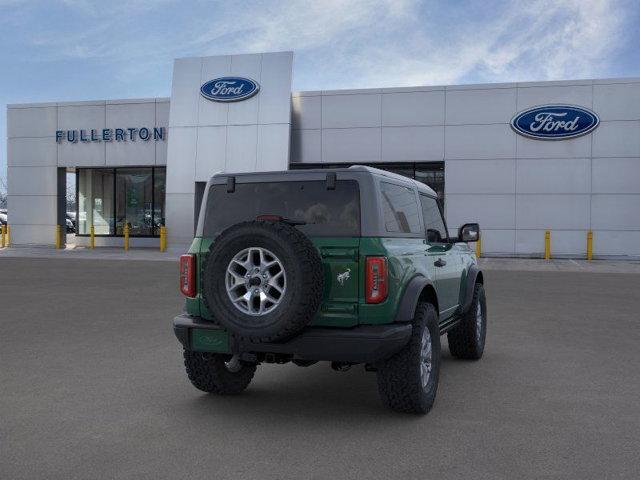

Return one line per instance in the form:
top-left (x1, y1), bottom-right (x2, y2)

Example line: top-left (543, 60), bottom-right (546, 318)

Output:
top-left (183, 350), bottom-right (256, 394)
top-left (376, 302), bottom-right (441, 414)
top-left (448, 283), bottom-right (487, 360)
top-left (202, 221), bottom-right (324, 343)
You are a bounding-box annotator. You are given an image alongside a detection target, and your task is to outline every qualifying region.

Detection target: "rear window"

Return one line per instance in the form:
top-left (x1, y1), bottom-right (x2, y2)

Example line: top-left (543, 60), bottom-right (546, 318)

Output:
top-left (203, 180), bottom-right (360, 237)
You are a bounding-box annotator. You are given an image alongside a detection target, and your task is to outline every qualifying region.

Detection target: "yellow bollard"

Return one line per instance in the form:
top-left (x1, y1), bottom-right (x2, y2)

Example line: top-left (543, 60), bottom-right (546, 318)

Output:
top-left (544, 230), bottom-right (551, 260)
top-left (160, 226), bottom-right (167, 252)
top-left (587, 230), bottom-right (593, 261)
top-left (475, 236), bottom-right (481, 258)
top-left (90, 224), bottom-right (95, 249)
top-left (55, 225), bottom-right (62, 249)
top-left (124, 224), bottom-right (130, 251)
top-left (6, 224), bottom-right (10, 246)
top-left (1, 224), bottom-right (6, 248)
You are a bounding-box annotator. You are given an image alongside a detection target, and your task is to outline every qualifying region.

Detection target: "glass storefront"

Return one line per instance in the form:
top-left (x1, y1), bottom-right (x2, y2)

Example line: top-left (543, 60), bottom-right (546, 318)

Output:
top-left (77, 167), bottom-right (166, 237)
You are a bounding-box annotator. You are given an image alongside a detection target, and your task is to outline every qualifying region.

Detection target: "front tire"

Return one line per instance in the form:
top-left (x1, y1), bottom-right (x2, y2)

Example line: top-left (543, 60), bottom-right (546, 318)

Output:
top-left (376, 302), bottom-right (441, 414)
top-left (448, 283), bottom-right (487, 360)
top-left (183, 350), bottom-right (256, 394)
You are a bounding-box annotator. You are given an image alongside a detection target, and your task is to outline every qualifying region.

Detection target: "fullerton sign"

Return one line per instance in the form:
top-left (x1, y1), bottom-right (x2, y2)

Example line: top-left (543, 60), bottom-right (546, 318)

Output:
top-left (510, 105), bottom-right (599, 140)
top-left (55, 127), bottom-right (165, 143)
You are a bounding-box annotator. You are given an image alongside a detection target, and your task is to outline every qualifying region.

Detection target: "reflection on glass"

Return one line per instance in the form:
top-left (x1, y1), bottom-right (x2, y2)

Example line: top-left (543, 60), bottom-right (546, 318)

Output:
top-left (116, 169), bottom-right (153, 236)
top-left (78, 169), bottom-right (114, 235)
top-left (76, 167), bottom-right (165, 237)
top-left (414, 166), bottom-right (445, 204)
top-left (153, 169), bottom-right (166, 235)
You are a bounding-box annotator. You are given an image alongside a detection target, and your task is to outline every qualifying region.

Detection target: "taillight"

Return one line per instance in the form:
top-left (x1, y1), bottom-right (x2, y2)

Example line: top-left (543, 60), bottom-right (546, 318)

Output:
top-left (179, 254), bottom-right (196, 297)
top-left (365, 256), bottom-right (388, 304)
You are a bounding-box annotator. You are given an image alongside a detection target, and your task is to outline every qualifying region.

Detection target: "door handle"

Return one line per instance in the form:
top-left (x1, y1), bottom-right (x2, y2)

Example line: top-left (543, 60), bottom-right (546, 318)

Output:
top-left (434, 258), bottom-right (446, 267)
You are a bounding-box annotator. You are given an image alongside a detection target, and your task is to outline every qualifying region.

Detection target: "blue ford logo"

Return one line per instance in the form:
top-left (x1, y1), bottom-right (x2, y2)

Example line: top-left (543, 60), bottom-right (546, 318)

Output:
top-left (511, 105), bottom-right (599, 140)
top-left (200, 77), bottom-right (260, 102)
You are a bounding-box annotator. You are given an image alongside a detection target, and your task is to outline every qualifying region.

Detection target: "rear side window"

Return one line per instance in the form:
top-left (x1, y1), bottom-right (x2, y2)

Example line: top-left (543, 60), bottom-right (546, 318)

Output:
top-left (203, 180), bottom-right (360, 237)
top-left (380, 182), bottom-right (421, 234)
top-left (419, 194), bottom-right (447, 243)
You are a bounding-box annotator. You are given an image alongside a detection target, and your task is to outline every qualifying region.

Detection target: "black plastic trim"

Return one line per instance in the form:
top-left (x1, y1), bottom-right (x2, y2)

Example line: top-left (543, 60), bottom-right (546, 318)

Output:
top-left (461, 265), bottom-right (482, 313)
top-left (326, 172), bottom-right (336, 190)
top-left (438, 315), bottom-right (462, 334)
top-left (173, 314), bottom-right (412, 363)
top-left (226, 176), bottom-right (235, 193)
top-left (394, 275), bottom-right (432, 323)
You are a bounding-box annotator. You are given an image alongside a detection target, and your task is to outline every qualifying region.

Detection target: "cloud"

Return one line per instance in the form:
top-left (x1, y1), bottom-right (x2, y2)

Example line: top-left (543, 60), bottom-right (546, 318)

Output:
top-left (471, 0), bottom-right (626, 81)
top-left (7, 0), bottom-right (634, 88)
top-left (339, 0), bottom-right (627, 87)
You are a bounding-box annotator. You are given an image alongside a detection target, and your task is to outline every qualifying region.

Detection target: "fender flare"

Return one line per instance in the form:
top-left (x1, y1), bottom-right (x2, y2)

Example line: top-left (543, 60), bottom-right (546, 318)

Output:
top-left (394, 275), bottom-right (435, 323)
top-left (461, 265), bottom-right (483, 313)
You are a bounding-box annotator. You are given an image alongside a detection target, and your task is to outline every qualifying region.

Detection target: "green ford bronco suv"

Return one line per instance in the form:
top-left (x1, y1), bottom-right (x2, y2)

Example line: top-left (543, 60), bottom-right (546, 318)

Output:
top-left (173, 166), bottom-right (486, 414)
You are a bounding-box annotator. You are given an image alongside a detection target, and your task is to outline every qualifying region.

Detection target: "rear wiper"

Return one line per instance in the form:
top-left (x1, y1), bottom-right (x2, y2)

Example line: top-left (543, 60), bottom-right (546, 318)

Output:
top-left (256, 215), bottom-right (307, 226)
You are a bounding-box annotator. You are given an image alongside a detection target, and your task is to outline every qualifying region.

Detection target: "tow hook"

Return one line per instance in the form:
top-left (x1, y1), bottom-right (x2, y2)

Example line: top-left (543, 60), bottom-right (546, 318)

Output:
top-left (331, 362), bottom-right (353, 372)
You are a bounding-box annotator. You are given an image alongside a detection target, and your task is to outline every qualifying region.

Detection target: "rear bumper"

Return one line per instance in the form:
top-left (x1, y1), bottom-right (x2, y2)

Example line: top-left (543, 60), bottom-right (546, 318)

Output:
top-left (173, 314), bottom-right (412, 364)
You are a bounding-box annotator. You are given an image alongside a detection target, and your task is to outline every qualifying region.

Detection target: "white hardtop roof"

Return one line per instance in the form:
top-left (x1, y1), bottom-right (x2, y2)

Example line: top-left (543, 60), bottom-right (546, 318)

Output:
top-left (348, 165), bottom-right (437, 197)
top-left (209, 165), bottom-right (438, 198)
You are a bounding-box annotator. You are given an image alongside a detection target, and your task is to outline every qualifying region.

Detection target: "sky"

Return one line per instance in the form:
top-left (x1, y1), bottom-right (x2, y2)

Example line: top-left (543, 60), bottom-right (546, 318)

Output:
top-left (1, 0), bottom-right (639, 190)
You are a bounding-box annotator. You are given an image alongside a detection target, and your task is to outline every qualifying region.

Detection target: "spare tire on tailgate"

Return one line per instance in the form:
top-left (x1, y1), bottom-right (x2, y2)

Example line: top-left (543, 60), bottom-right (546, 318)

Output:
top-left (202, 220), bottom-right (324, 343)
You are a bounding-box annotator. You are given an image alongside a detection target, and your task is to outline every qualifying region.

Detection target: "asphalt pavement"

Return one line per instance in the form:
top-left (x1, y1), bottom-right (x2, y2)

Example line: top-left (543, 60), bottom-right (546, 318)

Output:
top-left (1, 257), bottom-right (639, 479)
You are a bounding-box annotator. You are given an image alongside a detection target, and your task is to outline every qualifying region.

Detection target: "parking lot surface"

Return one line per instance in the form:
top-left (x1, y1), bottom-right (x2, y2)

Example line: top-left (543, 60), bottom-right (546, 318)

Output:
top-left (1, 257), bottom-right (639, 479)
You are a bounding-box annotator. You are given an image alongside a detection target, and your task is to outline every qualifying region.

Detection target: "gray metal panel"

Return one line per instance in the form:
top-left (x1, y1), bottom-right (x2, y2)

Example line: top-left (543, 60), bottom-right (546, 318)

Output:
top-left (7, 106), bottom-right (57, 138)
top-left (381, 126), bottom-right (444, 161)
top-left (321, 128), bottom-right (381, 163)
top-left (446, 88), bottom-right (516, 125)
top-left (7, 137), bottom-right (57, 167)
top-left (321, 94), bottom-right (381, 128)
top-left (290, 129), bottom-right (321, 164)
top-left (292, 95), bottom-right (321, 130)
top-left (592, 121), bottom-right (640, 157)
top-left (593, 82), bottom-right (640, 121)
top-left (7, 166), bottom-right (58, 196)
top-left (381, 91), bottom-right (444, 126)
top-left (258, 51), bottom-right (294, 124)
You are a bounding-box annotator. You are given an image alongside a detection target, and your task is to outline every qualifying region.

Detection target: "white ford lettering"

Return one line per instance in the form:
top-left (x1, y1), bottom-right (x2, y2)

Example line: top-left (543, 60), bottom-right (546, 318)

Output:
top-left (211, 81), bottom-right (244, 96)
top-left (529, 112), bottom-right (580, 132)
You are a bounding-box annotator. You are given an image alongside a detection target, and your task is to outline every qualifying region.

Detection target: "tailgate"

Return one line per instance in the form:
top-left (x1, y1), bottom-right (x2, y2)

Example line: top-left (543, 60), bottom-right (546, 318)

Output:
top-left (312, 237), bottom-right (360, 327)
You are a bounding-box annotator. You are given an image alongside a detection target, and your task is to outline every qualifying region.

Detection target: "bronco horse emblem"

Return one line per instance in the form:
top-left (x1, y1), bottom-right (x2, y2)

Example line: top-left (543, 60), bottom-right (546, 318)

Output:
top-left (337, 268), bottom-right (351, 286)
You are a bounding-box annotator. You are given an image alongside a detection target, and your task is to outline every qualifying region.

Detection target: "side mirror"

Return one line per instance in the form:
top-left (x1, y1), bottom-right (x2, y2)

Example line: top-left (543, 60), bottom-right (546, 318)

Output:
top-left (458, 223), bottom-right (480, 242)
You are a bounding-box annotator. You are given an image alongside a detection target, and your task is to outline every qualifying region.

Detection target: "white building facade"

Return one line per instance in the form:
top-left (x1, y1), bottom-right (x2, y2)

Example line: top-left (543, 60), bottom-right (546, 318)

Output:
top-left (6, 52), bottom-right (640, 257)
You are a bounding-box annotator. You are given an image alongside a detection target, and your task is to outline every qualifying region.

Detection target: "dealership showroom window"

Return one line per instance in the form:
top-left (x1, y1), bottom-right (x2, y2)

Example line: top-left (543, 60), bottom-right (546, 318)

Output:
top-left (77, 167), bottom-right (166, 238)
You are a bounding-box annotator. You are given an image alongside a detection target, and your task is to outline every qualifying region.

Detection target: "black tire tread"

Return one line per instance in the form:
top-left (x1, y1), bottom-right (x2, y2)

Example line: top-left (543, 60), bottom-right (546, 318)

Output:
top-left (183, 350), bottom-right (256, 394)
top-left (448, 283), bottom-right (486, 360)
top-left (376, 302), bottom-right (440, 414)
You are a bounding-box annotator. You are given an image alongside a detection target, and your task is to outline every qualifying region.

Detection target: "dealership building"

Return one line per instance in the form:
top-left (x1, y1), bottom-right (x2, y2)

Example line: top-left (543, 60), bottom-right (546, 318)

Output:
top-left (6, 51), bottom-right (640, 257)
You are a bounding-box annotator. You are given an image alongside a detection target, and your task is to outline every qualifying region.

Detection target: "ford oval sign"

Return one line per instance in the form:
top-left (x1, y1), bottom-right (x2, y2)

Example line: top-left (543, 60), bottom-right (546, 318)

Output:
top-left (511, 105), bottom-right (599, 140)
top-left (200, 77), bottom-right (260, 102)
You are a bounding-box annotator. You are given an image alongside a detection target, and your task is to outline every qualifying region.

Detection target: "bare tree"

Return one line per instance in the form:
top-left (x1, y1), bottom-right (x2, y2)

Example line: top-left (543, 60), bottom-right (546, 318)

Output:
top-left (66, 172), bottom-right (76, 212)
top-left (0, 176), bottom-right (7, 209)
